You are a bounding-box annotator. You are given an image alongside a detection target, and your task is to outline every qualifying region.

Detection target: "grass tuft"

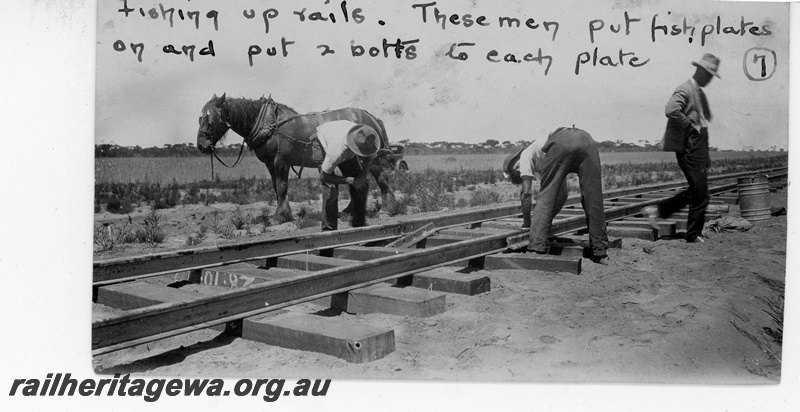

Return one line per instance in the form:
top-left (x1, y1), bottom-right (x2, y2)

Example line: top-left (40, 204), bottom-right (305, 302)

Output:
top-left (295, 206), bottom-right (323, 229)
top-left (135, 209), bottom-right (167, 246)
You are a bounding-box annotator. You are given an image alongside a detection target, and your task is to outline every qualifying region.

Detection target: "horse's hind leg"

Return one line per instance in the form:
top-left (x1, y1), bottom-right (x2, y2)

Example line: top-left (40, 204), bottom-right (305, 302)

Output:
top-left (369, 164), bottom-right (396, 215)
top-left (341, 163), bottom-right (391, 216)
top-left (272, 158), bottom-right (293, 223)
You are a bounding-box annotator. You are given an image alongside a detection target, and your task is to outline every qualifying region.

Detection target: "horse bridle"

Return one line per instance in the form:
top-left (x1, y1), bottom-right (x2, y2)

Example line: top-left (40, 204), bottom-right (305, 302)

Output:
top-left (201, 107), bottom-right (246, 175)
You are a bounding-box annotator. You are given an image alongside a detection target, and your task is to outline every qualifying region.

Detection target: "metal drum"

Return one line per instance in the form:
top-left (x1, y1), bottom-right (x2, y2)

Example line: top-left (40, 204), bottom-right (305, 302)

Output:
top-left (737, 176), bottom-right (771, 221)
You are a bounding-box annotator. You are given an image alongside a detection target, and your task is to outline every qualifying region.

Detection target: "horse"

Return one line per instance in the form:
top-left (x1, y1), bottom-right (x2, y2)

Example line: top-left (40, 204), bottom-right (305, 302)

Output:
top-left (196, 93), bottom-right (396, 224)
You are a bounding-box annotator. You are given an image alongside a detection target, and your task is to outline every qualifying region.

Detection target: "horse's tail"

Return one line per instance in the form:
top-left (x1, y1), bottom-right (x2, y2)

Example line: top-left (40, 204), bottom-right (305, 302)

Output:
top-left (376, 118), bottom-right (390, 148)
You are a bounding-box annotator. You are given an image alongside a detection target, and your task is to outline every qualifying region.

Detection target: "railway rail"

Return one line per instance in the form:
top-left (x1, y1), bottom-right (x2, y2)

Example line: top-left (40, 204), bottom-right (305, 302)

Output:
top-left (92, 167), bottom-right (788, 357)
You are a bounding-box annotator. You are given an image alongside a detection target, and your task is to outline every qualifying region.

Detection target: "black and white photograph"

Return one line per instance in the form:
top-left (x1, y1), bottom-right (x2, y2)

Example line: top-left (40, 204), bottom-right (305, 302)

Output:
top-left (3, 0), bottom-right (799, 410)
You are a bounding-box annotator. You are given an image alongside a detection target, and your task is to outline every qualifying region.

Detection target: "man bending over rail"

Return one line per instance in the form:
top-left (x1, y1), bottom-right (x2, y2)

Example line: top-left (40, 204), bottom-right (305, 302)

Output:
top-left (504, 127), bottom-right (610, 265)
top-left (312, 120), bottom-right (381, 231)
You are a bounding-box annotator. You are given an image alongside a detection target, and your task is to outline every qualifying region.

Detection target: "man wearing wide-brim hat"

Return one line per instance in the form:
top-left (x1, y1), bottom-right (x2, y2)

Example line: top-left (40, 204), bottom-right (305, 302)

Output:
top-left (644, 53), bottom-right (721, 243)
top-left (312, 120), bottom-right (381, 230)
top-left (504, 127), bottom-right (610, 265)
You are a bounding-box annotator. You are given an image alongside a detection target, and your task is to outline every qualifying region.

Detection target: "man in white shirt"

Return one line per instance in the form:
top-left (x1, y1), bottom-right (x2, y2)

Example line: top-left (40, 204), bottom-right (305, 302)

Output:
top-left (311, 120), bottom-right (381, 230)
top-left (504, 140), bottom-right (568, 229)
top-left (505, 127), bottom-right (609, 264)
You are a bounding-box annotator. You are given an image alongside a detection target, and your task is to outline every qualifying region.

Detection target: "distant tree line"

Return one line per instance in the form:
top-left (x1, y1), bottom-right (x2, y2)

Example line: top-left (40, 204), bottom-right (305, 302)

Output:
top-left (95, 143), bottom-right (248, 158)
top-left (400, 139), bottom-right (722, 155)
top-left (96, 139), bottom-right (745, 158)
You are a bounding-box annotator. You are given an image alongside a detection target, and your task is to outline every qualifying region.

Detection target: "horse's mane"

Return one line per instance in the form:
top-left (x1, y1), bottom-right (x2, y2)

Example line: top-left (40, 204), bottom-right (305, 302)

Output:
top-left (224, 97), bottom-right (264, 128)
top-left (272, 100), bottom-right (299, 116)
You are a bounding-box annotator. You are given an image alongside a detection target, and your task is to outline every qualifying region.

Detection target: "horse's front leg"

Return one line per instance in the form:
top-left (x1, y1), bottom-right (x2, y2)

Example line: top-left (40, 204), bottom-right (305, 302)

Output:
top-left (273, 157), bottom-right (293, 223)
top-left (262, 160), bottom-right (281, 224)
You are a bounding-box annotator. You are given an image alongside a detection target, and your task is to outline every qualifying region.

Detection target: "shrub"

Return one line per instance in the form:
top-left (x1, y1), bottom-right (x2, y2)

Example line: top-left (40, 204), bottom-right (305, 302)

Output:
top-left (217, 224), bottom-right (238, 239)
top-left (402, 170), bottom-right (457, 213)
top-left (118, 222), bottom-right (138, 244)
top-left (93, 224), bottom-right (117, 252)
top-left (184, 184), bottom-right (201, 204)
top-left (152, 181), bottom-right (181, 210)
top-left (295, 206), bottom-right (323, 229)
top-left (185, 235), bottom-right (203, 246)
top-left (760, 295), bottom-right (784, 345)
top-left (254, 206), bottom-right (272, 227)
top-left (206, 210), bottom-right (223, 234)
top-left (229, 206), bottom-right (250, 230)
top-left (93, 220), bottom-right (138, 252)
top-left (386, 195), bottom-right (411, 216)
top-left (105, 194), bottom-right (135, 214)
top-left (93, 154), bottom-right (789, 212)
top-left (135, 209), bottom-right (167, 246)
top-left (366, 200), bottom-right (382, 218)
top-left (485, 169), bottom-right (497, 185)
top-left (288, 177), bottom-right (322, 203)
top-left (469, 189), bottom-right (504, 207)
top-left (185, 224), bottom-right (208, 247)
top-left (414, 190), bottom-right (456, 213)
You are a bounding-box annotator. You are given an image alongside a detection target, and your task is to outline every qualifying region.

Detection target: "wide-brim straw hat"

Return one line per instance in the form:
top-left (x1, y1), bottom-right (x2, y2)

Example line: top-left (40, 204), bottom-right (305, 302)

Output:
top-left (692, 53), bottom-right (721, 78)
top-left (503, 146), bottom-right (526, 185)
top-left (346, 124), bottom-right (381, 156)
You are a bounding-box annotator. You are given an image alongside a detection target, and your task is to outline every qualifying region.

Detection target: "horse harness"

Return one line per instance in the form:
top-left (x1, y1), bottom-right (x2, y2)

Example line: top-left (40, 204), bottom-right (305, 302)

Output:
top-left (246, 100), bottom-right (374, 178)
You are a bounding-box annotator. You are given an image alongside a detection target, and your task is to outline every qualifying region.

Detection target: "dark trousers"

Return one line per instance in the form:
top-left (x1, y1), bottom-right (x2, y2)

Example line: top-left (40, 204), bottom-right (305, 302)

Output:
top-left (312, 140), bottom-right (369, 231)
top-left (528, 128), bottom-right (608, 257)
top-left (657, 150), bottom-right (710, 241)
top-left (520, 176), bottom-right (568, 229)
top-left (520, 177), bottom-right (534, 228)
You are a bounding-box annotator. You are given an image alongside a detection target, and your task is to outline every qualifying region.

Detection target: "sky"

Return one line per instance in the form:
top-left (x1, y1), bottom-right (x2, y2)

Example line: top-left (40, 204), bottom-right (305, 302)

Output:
top-left (95, 0), bottom-right (790, 150)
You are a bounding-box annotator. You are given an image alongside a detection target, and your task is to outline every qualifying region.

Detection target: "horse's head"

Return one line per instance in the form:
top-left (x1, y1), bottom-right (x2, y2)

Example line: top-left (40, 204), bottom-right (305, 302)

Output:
top-left (196, 93), bottom-right (231, 154)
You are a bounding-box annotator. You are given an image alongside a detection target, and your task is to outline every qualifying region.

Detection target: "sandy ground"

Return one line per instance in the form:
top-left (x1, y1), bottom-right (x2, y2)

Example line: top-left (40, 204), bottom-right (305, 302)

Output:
top-left (92, 186), bottom-right (786, 384)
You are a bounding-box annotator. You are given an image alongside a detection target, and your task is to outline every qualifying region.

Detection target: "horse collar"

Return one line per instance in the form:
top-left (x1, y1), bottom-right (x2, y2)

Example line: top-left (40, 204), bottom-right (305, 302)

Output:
top-left (247, 102), bottom-right (275, 149)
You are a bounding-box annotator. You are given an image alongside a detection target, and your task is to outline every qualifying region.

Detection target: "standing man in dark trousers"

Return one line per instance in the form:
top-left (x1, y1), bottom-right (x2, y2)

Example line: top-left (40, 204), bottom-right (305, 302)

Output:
top-left (517, 127), bottom-right (610, 265)
top-left (644, 53), bottom-right (721, 243)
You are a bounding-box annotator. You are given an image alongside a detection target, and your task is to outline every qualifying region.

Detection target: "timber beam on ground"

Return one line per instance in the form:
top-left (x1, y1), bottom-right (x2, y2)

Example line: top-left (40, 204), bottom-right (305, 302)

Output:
top-left (92, 231), bottom-right (517, 354)
top-left (93, 204), bottom-right (524, 286)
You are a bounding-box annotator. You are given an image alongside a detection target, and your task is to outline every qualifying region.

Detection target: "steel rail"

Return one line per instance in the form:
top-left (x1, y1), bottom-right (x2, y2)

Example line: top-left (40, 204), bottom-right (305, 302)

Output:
top-left (92, 168), bottom-right (787, 354)
top-left (92, 166), bottom-right (786, 286)
top-left (92, 247), bottom-right (507, 356)
top-left (92, 204), bottom-right (520, 286)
